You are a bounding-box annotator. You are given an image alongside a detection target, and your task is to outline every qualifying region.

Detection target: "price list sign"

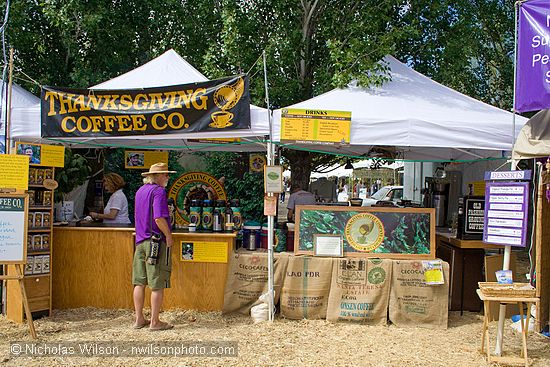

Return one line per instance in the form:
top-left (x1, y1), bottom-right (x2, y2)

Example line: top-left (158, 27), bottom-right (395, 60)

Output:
top-left (280, 108), bottom-right (351, 144)
top-left (483, 181), bottom-right (529, 247)
top-left (0, 195), bottom-right (27, 263)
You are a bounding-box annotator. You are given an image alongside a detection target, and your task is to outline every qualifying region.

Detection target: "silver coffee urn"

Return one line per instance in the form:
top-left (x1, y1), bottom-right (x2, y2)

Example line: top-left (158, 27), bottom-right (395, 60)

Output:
top-left (433, 183), bottom-right (447, 227)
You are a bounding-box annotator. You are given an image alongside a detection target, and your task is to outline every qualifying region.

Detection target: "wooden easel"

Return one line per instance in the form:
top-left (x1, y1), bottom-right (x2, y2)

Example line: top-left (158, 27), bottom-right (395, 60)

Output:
top-left (0, 267), bottom-right (37, 339)
top-left (0, 190), bottom-right (37, 339)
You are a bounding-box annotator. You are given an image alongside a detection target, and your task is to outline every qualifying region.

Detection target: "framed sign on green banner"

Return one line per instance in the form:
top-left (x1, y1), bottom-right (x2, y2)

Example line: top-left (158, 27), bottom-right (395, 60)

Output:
top-left (295, 205), bottom-right (435, 259)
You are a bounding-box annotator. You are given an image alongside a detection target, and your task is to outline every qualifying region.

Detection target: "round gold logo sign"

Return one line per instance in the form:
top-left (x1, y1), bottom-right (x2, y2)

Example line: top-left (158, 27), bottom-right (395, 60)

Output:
top-left (168, 172), bottom-right (227, 225)
top-left (344, 213), bottom-right (385, 252)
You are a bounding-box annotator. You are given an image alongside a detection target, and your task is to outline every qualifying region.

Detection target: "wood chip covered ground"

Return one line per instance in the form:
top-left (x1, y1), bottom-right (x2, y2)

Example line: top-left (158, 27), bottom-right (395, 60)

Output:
top-left (0, 308), bottom-right (549, 366)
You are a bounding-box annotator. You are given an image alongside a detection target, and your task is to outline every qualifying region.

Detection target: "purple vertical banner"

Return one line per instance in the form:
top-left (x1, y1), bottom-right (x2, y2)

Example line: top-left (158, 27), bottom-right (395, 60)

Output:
top-left (483, 182), bottom-right (529, 247)
top-left (515, 0), bottom-right (550, 112)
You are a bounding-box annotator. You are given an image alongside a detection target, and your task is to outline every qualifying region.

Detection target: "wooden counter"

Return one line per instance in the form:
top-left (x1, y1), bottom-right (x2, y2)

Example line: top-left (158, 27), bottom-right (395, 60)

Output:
top-left (52, 226), bottom-right (235, 311)
top-left (436, 232), bottom-right (503, 250)
top-left (436, 232), bottom-right (503, 312)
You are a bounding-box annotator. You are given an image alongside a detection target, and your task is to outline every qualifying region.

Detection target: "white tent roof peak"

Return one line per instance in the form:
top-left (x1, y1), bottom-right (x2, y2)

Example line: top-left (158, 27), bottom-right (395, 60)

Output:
top-left (9, 50), bottom-right (270, 147)
top-left (91, 49), bottom-right (208, 90)
top-left (380, 56), bottom-right (510, 114)
top-left (273, 55), bottom-right (528, 161)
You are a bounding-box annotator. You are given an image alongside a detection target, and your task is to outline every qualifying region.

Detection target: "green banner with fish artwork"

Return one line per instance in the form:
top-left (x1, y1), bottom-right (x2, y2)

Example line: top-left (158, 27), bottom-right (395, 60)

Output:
top-left (295, 206), bottom-right (435, 259)
top-left (41, 75), bottom-right (250, 137)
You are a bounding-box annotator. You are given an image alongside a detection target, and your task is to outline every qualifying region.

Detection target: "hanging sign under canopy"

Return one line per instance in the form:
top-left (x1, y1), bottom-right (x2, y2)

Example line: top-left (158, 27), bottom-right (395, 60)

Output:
top-left (280, 108), bottom-right (351, 145)
top-left (41, 75), bottom-right (251, 137)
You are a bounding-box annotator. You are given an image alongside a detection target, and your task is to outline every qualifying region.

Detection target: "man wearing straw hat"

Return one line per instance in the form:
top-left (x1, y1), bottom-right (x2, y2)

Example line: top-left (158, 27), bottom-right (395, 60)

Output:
top-left (133, 162), bottom-right (176, 331)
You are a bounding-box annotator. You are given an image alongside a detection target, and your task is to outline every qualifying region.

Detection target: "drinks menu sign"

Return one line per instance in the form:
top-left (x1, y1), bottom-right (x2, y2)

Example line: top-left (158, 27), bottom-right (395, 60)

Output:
top-left (280, 108), bottom-right (351, 144)
top-left (483, 181), bottom-right (529, 247)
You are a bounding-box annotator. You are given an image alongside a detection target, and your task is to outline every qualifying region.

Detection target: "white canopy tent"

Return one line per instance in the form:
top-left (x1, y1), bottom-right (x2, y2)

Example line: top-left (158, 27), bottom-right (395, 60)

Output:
top-left (512, 109), bottom-right (550, 160)
top-left (273, 56), bottom-right (528, 161)
top-left (9, 49), bottom-right (270, 152)
top-left (2, 80), bottom-right (41, 143)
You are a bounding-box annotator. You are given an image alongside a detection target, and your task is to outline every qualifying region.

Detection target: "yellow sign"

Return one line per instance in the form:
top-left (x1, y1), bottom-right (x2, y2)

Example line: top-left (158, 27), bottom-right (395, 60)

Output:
top-left (180, 241), bottom-right (228, 263)
top-left (423, 260), bottom-right (444, 285)
top-left (344, 212), bottom-right (385, 252)
top-left (188, 137), bottom-right (242, 144)
top-left (467, 181), bottom-right (486, 196)
top-left (125, 150), bottom-right (168, 169)
top-left (0, 155), bottom-right (29, 190)
top-left (41, 144), bottom-right (65, 167)
top-left (280, 108), bottom-right (351, 144)
top-left (15, 142), bottom-right (65, 167)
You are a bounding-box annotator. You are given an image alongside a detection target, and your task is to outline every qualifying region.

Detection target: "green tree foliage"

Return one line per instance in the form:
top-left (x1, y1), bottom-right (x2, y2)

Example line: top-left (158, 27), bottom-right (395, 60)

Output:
top-left (4, 0), bottom-right (517, 188)
top-left (54, 148), bottom-right (92, 201)
top-left (8, 0), bottom-right (194, 91)
top-left (198, 152), bottom-right (265, 223)
top-left (194, 1), bottom-right (405, 188)
top-left (101, 149), bottom-right (264, 223)
top-left (392, 0), bottom-right (515, 110)
top-left (103, 149), bottom-right (184, 221)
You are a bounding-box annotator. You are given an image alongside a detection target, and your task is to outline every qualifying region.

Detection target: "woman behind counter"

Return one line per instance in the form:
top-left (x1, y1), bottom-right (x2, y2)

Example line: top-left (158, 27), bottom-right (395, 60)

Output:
top-left (90, 173), bottom-right (131, 224)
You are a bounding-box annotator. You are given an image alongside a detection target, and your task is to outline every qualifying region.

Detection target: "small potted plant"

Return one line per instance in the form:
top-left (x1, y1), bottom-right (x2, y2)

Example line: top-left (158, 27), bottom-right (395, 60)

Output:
top-left (54, 149), bottom-right (92, 221)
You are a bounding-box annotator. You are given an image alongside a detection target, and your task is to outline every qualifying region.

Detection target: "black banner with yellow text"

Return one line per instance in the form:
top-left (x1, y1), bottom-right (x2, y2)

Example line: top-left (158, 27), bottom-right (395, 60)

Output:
top-left (41, 75), bottom-right (250, 137)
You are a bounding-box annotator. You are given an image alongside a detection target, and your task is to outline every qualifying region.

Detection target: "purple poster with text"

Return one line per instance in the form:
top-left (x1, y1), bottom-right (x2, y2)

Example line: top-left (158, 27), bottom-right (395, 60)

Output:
top-left (516, 0), bottom-right (550, 112)
top-left (483, 182), bottom-right (529, 247)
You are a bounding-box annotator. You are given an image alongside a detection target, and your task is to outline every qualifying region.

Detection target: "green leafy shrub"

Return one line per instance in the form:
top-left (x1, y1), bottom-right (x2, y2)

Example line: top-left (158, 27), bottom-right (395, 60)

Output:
top-left (54, 149), bottom-right (92, 202)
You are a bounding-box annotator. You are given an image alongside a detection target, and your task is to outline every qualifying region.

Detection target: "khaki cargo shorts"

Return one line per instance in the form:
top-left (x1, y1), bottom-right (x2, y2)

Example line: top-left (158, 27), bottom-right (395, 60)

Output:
top-left (132, 239), bottom-right (172, 290)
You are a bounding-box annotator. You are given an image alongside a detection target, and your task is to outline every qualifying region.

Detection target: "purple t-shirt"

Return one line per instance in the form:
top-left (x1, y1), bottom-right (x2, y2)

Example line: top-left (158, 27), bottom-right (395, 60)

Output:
top-left (134, 184), bottom-right (170, 244)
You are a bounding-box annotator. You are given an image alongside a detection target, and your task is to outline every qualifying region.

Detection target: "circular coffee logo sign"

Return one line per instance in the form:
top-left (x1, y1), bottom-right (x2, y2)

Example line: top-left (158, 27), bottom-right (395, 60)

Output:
top-left (344, 212), bottom-right (385, 252)
top-left (168, 172), bottom-right (226, 225)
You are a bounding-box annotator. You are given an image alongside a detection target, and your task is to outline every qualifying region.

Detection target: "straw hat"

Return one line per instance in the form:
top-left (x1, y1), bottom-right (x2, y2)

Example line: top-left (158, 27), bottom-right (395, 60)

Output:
top-left (141, 162), bottom-right (176, 176)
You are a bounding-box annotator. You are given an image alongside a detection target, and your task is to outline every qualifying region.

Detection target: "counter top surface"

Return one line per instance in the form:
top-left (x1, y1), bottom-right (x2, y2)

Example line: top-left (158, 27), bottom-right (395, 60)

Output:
top-left (436, 231), bottom-right (503, 250)
top-left (53, 224), bottom-right (237, 236)
top-left (53, 223), bottom-right (135, 231)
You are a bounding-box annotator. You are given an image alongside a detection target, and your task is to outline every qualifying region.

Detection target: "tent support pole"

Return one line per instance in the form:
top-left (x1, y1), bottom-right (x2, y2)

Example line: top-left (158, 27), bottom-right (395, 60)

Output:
top-left (453, 148), bottom-right (484, 159)
top-left (263, 50), bottom-right (275, 322)
top-left (5, 48), bottom-right (13, 153)
top-left (496, 1), bottom-right (521, 355)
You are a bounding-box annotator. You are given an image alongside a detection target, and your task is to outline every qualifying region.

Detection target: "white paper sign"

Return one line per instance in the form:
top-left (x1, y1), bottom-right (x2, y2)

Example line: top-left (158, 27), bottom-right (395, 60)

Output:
top-left (314, 234), bottom-right (343, 257)
top-left (264, 165), bottom-right (283, 193)
top-left (0, 196), bottom-right (27, 263)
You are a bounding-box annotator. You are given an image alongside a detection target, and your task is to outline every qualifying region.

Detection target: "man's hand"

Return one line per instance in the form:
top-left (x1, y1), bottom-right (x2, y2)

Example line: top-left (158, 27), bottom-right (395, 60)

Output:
top-left (155, 216), bottom-right (173, 248)
top-left (287, 208), bottom-right (294, 222)
top-left (166, 236), bottom-right (174, 248)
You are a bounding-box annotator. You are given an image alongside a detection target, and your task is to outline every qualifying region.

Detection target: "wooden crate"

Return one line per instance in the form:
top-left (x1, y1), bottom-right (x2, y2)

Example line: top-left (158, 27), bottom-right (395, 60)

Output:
top-left (478, 282), bottom-right (536, 298)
